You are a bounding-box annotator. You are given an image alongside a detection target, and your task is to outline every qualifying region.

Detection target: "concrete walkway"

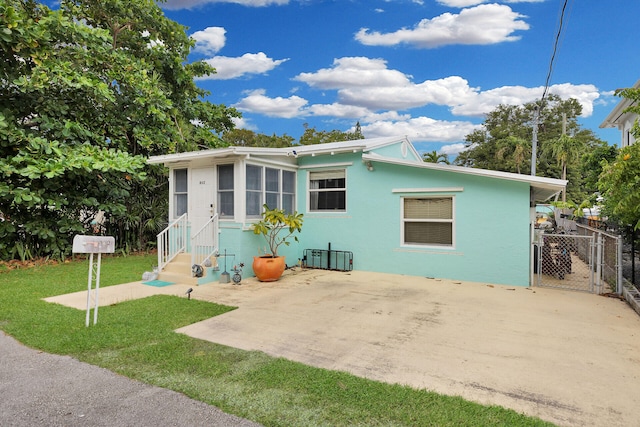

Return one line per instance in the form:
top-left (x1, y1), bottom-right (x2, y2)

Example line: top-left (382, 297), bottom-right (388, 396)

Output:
top-left (45, 268), bottom-right (640, 427)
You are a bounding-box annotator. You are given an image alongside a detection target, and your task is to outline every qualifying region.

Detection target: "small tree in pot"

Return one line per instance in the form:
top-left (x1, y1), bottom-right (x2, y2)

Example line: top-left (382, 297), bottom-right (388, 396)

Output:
top-left (252, 205), bottom-right (303, 281)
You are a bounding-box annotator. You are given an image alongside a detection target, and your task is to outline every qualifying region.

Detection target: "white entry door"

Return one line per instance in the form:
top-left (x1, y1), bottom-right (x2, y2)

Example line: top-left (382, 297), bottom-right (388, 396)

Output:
top-left (190, 168), bottom-right (216, 241)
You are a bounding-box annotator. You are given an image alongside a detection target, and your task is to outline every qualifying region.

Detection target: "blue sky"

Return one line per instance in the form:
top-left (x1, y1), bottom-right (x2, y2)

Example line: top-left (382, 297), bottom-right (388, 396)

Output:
top-left (58, 1), bottom-right (640, 155)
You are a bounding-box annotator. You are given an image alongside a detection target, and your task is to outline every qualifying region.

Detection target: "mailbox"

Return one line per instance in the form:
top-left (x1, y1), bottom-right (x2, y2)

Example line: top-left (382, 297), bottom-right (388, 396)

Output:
top-left (73, 235), bottom-right (115, 327)
top-left (72, 235), bottom-right (115, 254)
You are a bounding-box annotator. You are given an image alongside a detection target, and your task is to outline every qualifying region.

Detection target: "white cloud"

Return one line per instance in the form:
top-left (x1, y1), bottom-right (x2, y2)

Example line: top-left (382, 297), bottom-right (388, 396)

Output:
top-left (439, 143), bottom-right (468, 156)
top-left (451, 83), bottom-right (600, 117)
top-left (232, 115), bottom-right (256, 131)
top-left (295, 56), bottom-right (600, 118)
top-left (355, 4), bottom-right (529, 48)
top-left (192, 27), bottom-right (226, 55)
top-left (201, 53), bottom-right (288, 80)
top-left (234, 89), bottom-right (308, 118)
top-left (162, 0), bottom-right (288, 10)
top-left (361, 117), bottom-right (480, 143)
top-left (436, 0), bottom-right (544, 6)
top-left (294, 57), bottom-right (410, 89)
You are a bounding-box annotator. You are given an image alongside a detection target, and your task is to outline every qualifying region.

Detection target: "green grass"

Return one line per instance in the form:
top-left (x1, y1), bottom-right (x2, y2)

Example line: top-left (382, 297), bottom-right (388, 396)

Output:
top-left (0, 254), bottom-right (555, 426)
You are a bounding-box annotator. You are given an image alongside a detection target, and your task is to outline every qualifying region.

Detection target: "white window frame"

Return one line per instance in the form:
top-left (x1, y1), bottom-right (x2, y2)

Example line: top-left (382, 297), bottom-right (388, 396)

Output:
top-left (401, 196), bottom-right (455, 248)
top-left (308, 169), bottom-right (347, 212)
top-left (217, 164), bottom-right (234, 219)
top-left (173, 168), bottom-right (188, 218)
top-left (246, 164), bottom-right (297, 218)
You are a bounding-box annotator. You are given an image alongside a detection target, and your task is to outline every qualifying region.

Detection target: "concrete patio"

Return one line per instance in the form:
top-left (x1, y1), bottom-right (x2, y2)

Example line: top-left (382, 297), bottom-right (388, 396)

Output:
top-left (45, 268), bottom-right (640, 427)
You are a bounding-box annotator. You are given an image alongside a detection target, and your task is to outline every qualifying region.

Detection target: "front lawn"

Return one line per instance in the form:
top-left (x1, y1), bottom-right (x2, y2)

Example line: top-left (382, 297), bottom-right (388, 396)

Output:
top-left (0, 254), bottom-right (555, 426)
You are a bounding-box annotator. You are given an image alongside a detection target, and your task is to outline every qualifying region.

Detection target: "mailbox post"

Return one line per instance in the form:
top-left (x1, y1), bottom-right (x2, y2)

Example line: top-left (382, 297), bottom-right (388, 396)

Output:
top-left (72, 235), bottom-right (115, 326)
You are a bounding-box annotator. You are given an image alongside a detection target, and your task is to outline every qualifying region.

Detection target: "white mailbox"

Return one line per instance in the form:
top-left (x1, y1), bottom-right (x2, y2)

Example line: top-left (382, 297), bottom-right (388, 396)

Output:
top-left (72, 235), bottom-right (115, 254)
top-left (73, 235), bottom-right (115, 327)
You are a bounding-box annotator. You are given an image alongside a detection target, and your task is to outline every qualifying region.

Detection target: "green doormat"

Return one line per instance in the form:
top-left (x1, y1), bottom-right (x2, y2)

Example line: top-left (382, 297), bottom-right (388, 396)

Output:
top-left (142, 280), bottom-right (175, 287)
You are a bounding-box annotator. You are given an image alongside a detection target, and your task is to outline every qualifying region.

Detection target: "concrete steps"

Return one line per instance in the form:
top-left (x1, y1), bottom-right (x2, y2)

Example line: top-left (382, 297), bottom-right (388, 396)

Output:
top-left (158, 253), bottom-right (218, 286)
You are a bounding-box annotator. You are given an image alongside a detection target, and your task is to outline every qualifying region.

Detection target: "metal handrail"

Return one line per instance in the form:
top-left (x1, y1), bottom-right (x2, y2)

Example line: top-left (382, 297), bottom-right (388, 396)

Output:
top-left (191, 214), bottom-right (219, 270)
top-left (157, 213), bottom-right (188, 271)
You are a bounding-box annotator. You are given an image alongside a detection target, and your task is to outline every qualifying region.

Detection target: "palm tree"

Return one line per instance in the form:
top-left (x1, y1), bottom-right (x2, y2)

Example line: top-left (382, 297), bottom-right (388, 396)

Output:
top-left (423, 150), bottom-right (450, 164)
top-left (549, 134), bottom-right (581, 202)
top-left (495, 136), bottom-right (531, 174)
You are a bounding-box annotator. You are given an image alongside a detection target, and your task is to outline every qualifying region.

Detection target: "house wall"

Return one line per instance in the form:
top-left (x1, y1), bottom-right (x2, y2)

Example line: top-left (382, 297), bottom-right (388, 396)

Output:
top-left (168, 146), bottom-right (532, 286)
top-left (294, 152), bottom-right (532, 286)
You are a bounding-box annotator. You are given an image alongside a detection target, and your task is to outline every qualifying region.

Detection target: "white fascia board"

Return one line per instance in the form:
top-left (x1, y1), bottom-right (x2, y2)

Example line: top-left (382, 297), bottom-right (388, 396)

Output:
top-left (600, 79), bottom-right (640, 129)
top-left (361, 153), bottom-right (566, 200)
top-left (148, 147), bottom-right (237, 165)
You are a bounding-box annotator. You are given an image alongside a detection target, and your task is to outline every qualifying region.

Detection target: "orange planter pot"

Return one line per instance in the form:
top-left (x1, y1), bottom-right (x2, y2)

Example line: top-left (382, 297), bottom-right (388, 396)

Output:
top-left (252, 256), bottom-right (286, 282)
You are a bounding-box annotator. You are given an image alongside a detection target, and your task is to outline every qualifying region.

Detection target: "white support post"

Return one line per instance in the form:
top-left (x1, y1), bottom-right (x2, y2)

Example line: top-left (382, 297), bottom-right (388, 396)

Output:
top-left (85, 253), bottom-right (94, 327)
top-left (73, 235), bottom-right (114, 327)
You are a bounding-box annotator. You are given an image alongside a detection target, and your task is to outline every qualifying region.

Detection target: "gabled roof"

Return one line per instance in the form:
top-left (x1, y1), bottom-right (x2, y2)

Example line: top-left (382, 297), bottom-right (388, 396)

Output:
top-left (362, 153), bottom-right (566, 202)
top-left (148, 135), bottom-right (565, 201)
top-left (599, 79), bottom-right (640, 129)
top-left (147, 135), bottom-right (417, 164)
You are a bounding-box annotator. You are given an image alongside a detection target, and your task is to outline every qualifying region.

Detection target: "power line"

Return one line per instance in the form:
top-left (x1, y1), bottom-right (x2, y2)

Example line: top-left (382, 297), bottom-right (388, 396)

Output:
top-left (532, 0), bottom-right (572, 177)
top-left (541, 0), bottom-right (572, 104)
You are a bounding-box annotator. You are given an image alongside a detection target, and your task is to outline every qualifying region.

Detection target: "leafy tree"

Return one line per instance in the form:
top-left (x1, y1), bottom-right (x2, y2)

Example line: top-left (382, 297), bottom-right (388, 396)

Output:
top-left (455, 95), bottom-right (606, 203)
top-left (599, 143), bottom-right (640, 229)
top-left (598, 86), bottom-right (640, 229)
top-left (547, 134), bottom-right (581, 202)
top-left (299, 122), bottom-right (364, 145)
top-left (422, 150), bottom-right (450, 164)
top-left (581, 143), bottom-right (618, 194)
top-left (495, 136), bottom-right (530, 174)
top-left (0, 0), bottom-right (238, 259)
top-left (222, 128), bottom-right (295, 148)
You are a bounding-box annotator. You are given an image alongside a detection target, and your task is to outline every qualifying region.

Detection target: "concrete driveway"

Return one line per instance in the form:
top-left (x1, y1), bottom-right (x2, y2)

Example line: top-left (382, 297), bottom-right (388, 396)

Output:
top-left (47, 268), bottom-right (640, 427)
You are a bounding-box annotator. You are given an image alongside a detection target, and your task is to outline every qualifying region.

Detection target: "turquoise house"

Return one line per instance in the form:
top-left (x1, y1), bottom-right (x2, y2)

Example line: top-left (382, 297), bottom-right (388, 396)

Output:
top-left (148, 136), bottom-right (565, 287)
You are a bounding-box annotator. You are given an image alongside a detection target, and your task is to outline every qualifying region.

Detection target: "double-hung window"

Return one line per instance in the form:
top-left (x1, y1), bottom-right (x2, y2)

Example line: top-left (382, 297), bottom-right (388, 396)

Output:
top-left (402, 197), bottom-right (454, 247)
top-left (246, 165), bottom-right (296, 217)
top-left (309, 170), bottom-right (346, 211)
top-left (217, 164), bottom-right (234, 218)
top-left (174, 169), bottom-right (188, 217)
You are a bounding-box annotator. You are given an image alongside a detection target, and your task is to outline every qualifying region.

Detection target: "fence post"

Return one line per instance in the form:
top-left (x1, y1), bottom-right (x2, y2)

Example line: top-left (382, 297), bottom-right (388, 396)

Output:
top-left (617, 235), bottom-right (623, 295)
top-left (596, 232), bottom-right (603, 294)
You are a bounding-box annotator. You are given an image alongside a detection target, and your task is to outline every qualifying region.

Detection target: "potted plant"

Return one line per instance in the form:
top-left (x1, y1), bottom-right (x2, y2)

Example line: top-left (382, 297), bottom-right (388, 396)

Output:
top-left (252, 204), bottom-right (303, 281)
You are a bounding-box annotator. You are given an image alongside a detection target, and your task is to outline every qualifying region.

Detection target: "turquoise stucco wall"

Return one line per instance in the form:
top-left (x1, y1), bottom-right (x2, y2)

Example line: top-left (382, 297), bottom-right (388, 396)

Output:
top-left (291, 152), bottom-right (531, 286)
top-left (211, 149), bottom-right (531, 286)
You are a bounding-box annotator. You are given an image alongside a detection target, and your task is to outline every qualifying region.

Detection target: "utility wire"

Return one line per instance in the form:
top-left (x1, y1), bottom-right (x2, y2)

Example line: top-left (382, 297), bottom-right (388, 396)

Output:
top-left (541, 0), bottom-right (572, 104)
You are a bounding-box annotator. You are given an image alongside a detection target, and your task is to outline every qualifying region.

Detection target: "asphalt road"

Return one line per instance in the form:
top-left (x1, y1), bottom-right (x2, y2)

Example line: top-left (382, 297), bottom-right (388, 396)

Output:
top-left (0, 332), bottom-right (261, 427)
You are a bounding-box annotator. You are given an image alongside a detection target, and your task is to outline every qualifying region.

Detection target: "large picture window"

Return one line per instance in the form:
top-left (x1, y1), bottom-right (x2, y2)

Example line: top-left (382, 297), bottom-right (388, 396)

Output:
top-left (217, 164), bottom-right (234, 218)
top-left (402, 197), bottom-right (454, 246)
top-left (309, 170), bottom-right (346, 211)
top-left (246, 165), bottom-right (296, 217)
top-left (174, 168), bottom-right (188, 217)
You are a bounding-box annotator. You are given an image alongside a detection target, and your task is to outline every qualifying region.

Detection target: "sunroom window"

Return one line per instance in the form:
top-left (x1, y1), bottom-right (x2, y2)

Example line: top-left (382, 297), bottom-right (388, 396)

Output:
top-left (246, 165), bottom-right (296, 217)
top-left (217, 164), bottom-right (234, 218)
top-left (174, 168), bottom-right (187, 217)
top-left (402, 197), bottom-right (454, 246)
top-left (309, 170), bottom-right (346, 211)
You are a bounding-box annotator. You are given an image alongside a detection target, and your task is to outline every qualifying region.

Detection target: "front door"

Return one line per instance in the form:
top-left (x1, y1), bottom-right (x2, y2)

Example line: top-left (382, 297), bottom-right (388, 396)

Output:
top-left (190, 167), bottom-right (216, 241)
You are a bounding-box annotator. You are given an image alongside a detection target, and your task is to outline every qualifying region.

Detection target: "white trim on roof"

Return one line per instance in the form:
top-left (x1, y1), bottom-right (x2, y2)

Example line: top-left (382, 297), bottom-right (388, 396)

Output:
top-left (600, 79), bottom-right (640, 129)
top-left (361, 153), bottom-right (566, 201)
top-left (147, 136), bottom-right (414, 165)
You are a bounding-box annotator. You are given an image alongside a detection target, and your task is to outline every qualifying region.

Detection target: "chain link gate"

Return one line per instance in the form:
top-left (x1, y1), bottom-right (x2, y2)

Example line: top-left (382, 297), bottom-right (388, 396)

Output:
top-left (534, 233), bottom-right (595, 292)
top-left (533, 226), bottom-right (623, 294)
